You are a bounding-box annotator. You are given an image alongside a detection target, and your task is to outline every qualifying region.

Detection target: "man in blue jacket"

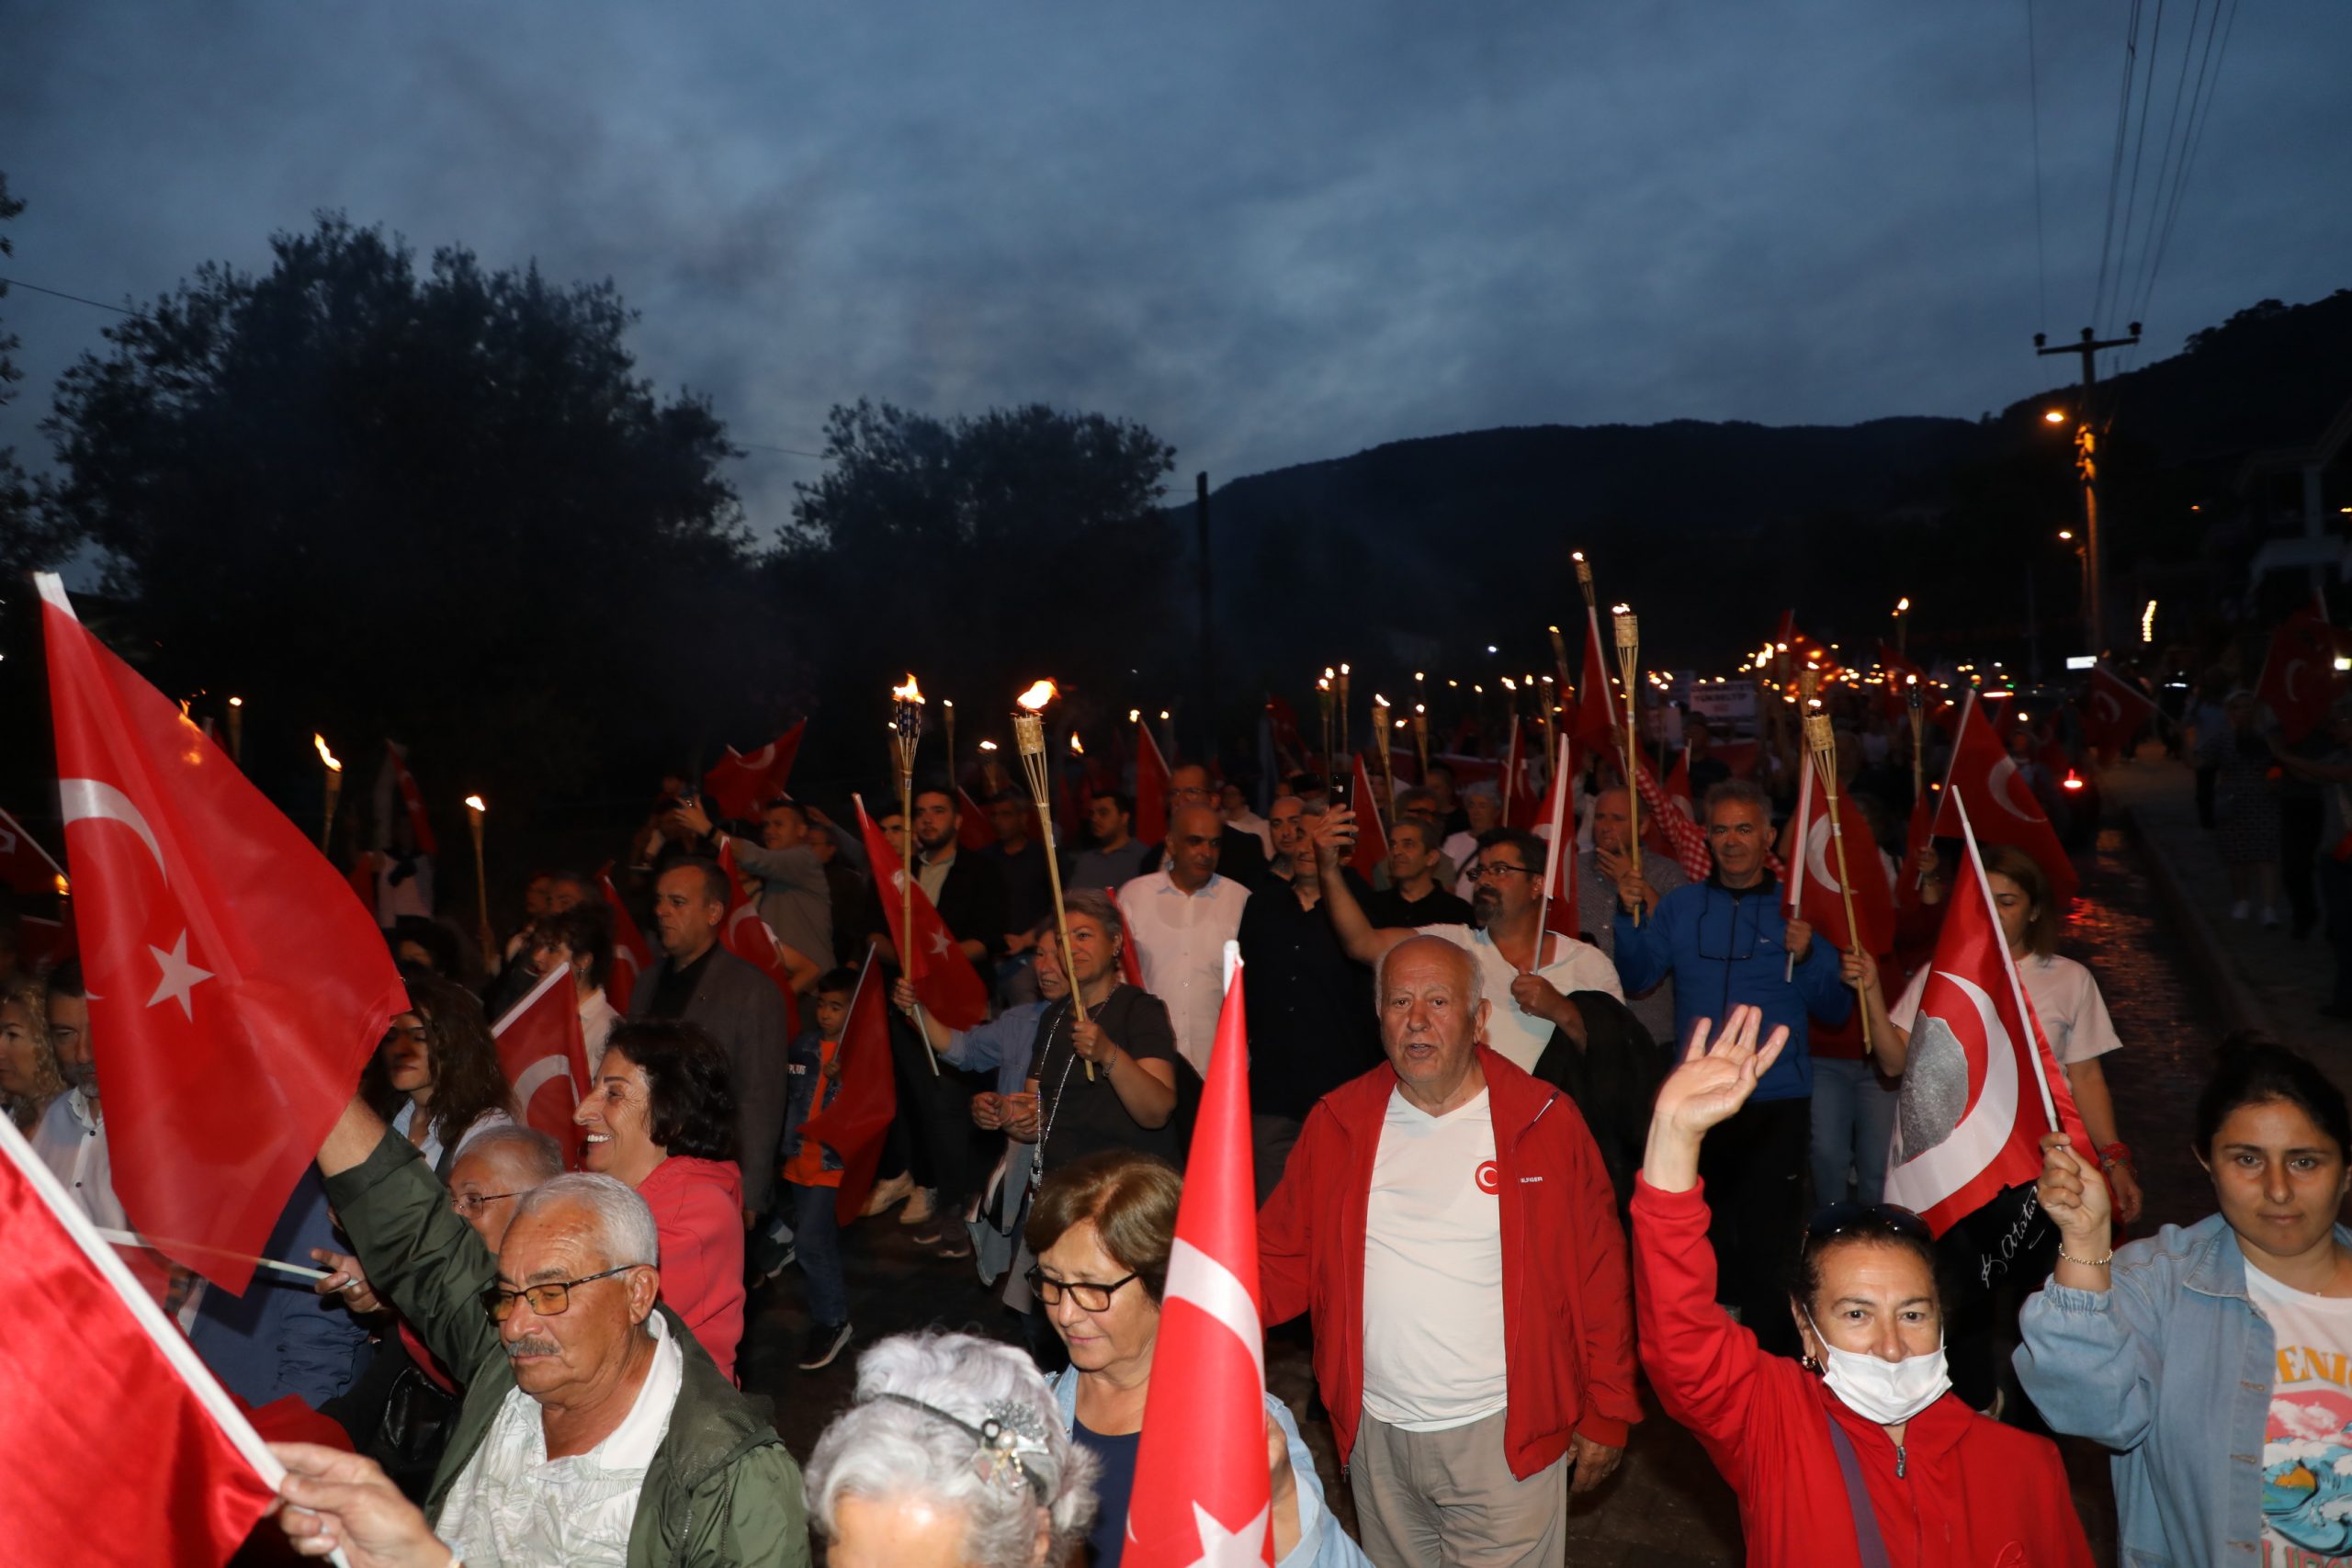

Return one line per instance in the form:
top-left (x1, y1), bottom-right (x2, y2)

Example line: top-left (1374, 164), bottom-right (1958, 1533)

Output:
top-left (1611, 777), bottom-right (1851, 1355)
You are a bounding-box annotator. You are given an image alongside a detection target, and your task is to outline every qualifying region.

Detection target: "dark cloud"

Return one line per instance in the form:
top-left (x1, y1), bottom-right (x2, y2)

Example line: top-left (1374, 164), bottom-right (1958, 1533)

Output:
top-left (4, 1), bottom-right (2346, 537)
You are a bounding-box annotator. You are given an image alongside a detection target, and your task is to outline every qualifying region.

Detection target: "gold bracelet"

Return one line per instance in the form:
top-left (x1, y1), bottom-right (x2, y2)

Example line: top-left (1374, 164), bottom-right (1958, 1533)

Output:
top-left (2056, 1245), bottom-right (2113, 1269)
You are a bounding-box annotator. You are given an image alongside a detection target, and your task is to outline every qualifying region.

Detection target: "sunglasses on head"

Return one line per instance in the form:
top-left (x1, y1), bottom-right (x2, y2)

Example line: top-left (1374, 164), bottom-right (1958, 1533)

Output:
top-left (1805, 1201), bottom-right (1933, 1247)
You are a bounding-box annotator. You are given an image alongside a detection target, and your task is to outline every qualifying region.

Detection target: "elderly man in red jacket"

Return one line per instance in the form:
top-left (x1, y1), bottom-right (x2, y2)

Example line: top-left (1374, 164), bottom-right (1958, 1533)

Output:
top-left (1260, 933), bottom-right (1639, 1568)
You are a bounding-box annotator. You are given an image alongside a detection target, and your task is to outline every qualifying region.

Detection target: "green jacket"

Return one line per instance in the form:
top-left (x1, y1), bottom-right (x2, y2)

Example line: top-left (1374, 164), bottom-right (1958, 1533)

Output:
top-left (325, 1132), bottom-right (811, 1568)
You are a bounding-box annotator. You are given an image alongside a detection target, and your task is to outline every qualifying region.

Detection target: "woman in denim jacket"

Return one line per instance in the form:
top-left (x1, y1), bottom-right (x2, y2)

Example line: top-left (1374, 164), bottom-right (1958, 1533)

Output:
top-left (2016, 1042), bottom-right (2352, 1565)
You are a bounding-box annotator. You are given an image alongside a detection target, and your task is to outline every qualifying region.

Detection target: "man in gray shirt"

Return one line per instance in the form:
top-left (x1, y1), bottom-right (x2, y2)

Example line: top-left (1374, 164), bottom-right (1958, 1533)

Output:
top-left (1579, 785), bottom-right (1685, 1047)
top-left (674, 795), bottom-right (831, 987)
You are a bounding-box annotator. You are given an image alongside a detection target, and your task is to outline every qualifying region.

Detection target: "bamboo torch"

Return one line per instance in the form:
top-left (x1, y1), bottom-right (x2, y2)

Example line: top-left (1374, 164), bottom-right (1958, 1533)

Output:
top-left (313, 735), bottom-right (343, 853)
top-left (1317, 671), bottom-right (1335, 784)
top-left (464, 794), bottom-right (490, 960)
top-left (942, 698), bottom-right (956, 792)
top-left (1612, 606), bottom-right (1643, 924)
top-left (890, 675), bottom-right (939, 1076)
top-left (1805, 713), bottom-right (1872, 1052)
top-left (1337, 663), bottom-right (1352, 762)
top-left (1372, 694), bottom-right (1395, 823)
top-left (1412, 703), bottom-right (1430, 777)
top-left (1015, 681), bottom-right (1092, 1078)
top-left (227, 696), bottom-right (244, 765)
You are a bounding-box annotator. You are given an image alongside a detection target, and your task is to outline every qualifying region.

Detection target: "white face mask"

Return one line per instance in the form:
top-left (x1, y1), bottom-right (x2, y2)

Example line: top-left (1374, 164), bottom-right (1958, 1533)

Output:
top-left (1805, 1314), bottom-right (1951, 1426)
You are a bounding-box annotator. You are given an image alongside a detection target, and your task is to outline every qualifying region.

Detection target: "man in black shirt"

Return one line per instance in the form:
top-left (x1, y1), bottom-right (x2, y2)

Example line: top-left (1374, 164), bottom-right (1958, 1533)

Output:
top-left (1360, 817), bottom-right (1474, 930)
top-left (1235, 795), bottom-right (1383, 1203)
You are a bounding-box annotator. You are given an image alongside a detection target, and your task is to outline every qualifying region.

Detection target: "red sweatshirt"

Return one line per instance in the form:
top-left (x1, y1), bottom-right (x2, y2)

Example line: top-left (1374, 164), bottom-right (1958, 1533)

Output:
top-left (1631, 1177), bottom-right (2092, 1567)
top-left (1260, 1047), bottom-right (1640, 1476)
top-left (638, 1155), bottom-right (746, 1383)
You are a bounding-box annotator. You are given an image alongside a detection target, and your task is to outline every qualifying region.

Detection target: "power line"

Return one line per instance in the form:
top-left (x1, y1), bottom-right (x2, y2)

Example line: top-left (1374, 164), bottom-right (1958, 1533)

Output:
top-left (0, 274), bottom-right (141, 317)
top-left (2107, 0), bottom-right (2169, 332)
top-left (2133, 0), bottom-right (2238, 329)
top-left (2090, 0), bottom-right (2144, 332)
top-left (2024, 0), bottom-right (2051, 329)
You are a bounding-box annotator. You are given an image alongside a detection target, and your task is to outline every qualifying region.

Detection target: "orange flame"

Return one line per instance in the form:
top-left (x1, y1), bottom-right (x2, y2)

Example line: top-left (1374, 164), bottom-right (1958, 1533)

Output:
top-left (1069, 733), bottom-right (1085, 756)
top-left (892, 673), bottom-right (924, 704)
top-left (1016, 680), bottom-right (1058, 711)
top-left (464, 795), bottom-right (486, 813)
top-left (313, 734), bottom-right (342, 773)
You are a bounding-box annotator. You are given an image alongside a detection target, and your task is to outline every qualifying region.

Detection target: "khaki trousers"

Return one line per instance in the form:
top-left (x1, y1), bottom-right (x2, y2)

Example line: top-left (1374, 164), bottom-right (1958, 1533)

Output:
top-left (1350, 1408), bottom-right (1567, 1568)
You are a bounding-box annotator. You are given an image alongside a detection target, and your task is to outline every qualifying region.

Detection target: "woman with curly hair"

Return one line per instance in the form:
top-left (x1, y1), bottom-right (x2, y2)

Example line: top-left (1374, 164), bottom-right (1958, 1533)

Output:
top-left (0, 977), bottom-right (66, 1134)
top-left (361, 971), bottom-right (514, 1179)
top-left (575, 1017), bottom-right (747, 1382)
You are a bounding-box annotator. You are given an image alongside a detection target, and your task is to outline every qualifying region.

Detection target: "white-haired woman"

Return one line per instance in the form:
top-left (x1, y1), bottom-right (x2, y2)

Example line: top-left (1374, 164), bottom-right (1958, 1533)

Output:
top-left (806, 1331), bottom-right (1096, 1568)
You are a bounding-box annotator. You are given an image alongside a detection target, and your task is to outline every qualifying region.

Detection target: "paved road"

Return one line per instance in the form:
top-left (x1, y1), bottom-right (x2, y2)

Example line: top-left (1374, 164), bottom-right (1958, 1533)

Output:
top-left (744, 807), bottom-right (2235, 1566)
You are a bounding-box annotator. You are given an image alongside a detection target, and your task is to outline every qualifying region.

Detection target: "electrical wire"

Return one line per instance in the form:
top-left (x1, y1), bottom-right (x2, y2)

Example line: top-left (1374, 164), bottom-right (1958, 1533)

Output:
top-left (2024, 0), bottom-right (2051, 330)
top-left (0, 275), bottom-right (141, 316)
top-left (2105, 0), bottom-right (2168, 332)
top-left (2090, 0), bottom-right (2145, 333)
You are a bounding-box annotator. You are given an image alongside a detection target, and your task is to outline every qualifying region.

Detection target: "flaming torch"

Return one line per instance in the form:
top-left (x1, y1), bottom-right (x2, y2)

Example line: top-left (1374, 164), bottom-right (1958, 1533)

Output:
top-left (1805, 713), bottom-right (1872, 1053)
top-left (1015, 681), bottom-right (1093, 1076)
top-left (1412, 703), bottom-right (1430, 776)
top-left (227, 696), bottom-right (244, 765)
top-left (313, 735), bottom-right (343, 854)
top-left (1337, 663), bottom-right (1352, 761)
top-left (1611, 606), bottom-right (1643, 925)
top-left (464, 795), bottom-right (491, 959)
top-left (890, 676), bottom-right (937, 1073)
top-left (1317, 670), bottom-right (1335, 784)
top-left (1371, 693), bottom-right (1394, 823)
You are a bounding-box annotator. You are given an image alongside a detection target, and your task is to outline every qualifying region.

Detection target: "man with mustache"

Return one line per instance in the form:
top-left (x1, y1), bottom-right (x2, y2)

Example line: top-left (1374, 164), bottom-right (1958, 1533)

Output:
top-left (311, 1094), bottom-right (808, 1566)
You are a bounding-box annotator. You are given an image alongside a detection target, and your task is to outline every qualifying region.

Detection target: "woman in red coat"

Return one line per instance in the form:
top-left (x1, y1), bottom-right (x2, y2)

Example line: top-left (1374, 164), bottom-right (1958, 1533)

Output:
top-left (574, 1020), bottom-right (747, 1382)
top-left (1633, 1005), bottom-right (2093, 1566)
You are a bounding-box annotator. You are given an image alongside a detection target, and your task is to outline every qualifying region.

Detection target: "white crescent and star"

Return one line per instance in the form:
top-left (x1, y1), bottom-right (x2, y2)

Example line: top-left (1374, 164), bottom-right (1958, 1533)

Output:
top-left (2285, 660), bottom-right (2310, 705)
top-left (1984, 757), bottom-right (2041, 825)
top-left (1181, 1503), bottom-right (1272, 1568)
top-left (145, 930), bottom-right (213, 1019)
top-left (61, 778), bottom-right (168, 883)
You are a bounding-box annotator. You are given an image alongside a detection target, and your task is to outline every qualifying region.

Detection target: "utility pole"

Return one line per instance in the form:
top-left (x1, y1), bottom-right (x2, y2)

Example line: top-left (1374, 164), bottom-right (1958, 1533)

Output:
top-left (1194, 471), bottom-right (1214, 761)
top-left (2035, 323), bottom-right (2139, 655)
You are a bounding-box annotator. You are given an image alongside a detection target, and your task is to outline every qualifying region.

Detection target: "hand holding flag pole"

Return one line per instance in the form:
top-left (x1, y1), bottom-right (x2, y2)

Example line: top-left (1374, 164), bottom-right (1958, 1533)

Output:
top-left (1612, 605), bottom-right (1643, 925)
top-left (1804, 713), bottom-right (1872, 1054)
top-left (1016, 681), bottom-right (1092, 1078)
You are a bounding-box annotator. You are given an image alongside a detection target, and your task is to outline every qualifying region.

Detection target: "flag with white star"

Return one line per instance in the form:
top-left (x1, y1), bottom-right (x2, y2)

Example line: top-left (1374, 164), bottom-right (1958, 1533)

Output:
top-left (37, 575), bottom-right (407, 1294)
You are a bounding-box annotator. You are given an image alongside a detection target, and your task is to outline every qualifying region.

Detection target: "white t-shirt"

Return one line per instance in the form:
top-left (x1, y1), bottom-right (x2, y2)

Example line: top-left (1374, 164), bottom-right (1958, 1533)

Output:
top-left (1889, 952), bottom-right (2121, 1066)
top-left (2244, 1264), bottom-right (2352, 1565)
top-left (1421, 923), bottom-right (1625, 1074)
top-left (1361, 1087), bottom-right (1509, 1431)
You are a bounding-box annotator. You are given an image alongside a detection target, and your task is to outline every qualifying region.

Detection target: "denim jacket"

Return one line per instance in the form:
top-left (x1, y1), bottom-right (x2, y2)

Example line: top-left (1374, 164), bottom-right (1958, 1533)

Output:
top-left (1049, 1366), bottom-right (1371, 1568)
top-left (2014, 1213), bottom-right (2352, 1566)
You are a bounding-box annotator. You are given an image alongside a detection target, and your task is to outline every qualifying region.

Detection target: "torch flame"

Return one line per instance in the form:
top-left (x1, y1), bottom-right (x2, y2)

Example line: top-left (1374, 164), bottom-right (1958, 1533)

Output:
top-left (313, 734), bottom-right (342, 773)
top-left (1317, 677), bottom-right (1330, 692)
top-left (1895, 596), bottom-right (1911, 614)
top-left (1129, 709), bottom-right (1142, 724)
top-left (1069, 733), bottom-right (1085, 756)
top-left (1572, 550), bottom-right (1586, 563)
top-left (1374, 693), bottom-right (1390, 707)
top-left (1415, 703), bottom-right (1426, 715)
top-left (1340, 662), bottom-right (1350, 676)
top-left (464, 795), bottom-right (486, 813)
top-left (978, 739), bottom-right (999, 752)
top-left (228, 695), bottom-right (243, 708)
top-left (892, 674), bottom-right (924, 705)
top-left (1158, 709), bottom-right (1170, 722)
top-left (54, 873), bottom-right (70, 897)
top-left (1016, 680), bottom-right (1058, 712)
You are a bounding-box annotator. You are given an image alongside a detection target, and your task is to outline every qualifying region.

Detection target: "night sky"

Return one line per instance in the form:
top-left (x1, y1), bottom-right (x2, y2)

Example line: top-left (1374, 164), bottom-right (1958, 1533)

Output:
top-left (5, 3), bottom-right (2346, 535)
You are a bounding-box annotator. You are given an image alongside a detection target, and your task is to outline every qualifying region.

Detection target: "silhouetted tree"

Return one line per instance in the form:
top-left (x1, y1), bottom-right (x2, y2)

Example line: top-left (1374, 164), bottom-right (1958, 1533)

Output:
top-left (0, 172), bottom-right (62, 581)
top-left (38, 214), bottom-right (765, 799)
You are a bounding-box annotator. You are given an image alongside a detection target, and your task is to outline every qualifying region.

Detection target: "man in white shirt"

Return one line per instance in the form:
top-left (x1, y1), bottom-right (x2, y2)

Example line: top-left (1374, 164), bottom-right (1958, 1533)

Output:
top-left (28, 963), bottom-right (129, 1231)
top-left (1118, 805), bottom-right (1250, 1074)
top-left (1318, 821), bottom-right (1624, 1074)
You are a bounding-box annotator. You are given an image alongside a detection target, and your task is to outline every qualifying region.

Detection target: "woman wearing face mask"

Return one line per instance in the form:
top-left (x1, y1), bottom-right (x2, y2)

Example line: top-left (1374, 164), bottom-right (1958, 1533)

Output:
top-left (2017, 1039), bottom-right (2352, 1565)
top-left (574, 1019), bottom-right (746, 1382)
top-left (1634, 1005), bottom-right (2093, 1565)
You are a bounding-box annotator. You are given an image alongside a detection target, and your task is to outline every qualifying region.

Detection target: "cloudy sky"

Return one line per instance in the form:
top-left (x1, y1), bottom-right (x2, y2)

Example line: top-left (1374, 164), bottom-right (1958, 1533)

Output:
top-left (5, 2), bottom-right (2345, 536)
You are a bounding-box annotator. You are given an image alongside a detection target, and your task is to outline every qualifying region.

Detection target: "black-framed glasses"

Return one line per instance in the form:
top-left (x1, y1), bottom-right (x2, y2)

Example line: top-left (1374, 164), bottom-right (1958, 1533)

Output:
top-left (1475, 862), bottom-right (1538, 881)
top-left (1025, 1266), bottom-right (1141, 1312)
top-left (1806, 1201), bottom-right (1933, 1247)
top-left (480, 1263), bottom-right (641, 1322)
top-left (451, 1190), bottom-right (521, 1218)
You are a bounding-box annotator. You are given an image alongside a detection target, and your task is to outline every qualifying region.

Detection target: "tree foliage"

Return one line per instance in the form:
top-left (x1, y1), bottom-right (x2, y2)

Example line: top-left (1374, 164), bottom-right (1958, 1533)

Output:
top-left (38, 214), bottom-right (768, 797)
top-left (0, 170), bottom-right (59, 581)
top-left (778, 398), bottom-right (1178, 767)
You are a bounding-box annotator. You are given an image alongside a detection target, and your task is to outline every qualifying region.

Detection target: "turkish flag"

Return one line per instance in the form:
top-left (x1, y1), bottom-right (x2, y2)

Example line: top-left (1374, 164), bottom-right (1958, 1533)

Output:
top-left (1348, 752), bottom-right (1389, 885)
top-left (1774, 611), bottom-right (1843, 678)
top-left (1781, 750), bottom-right (1897, 955)
top-left (38, 576), bottom-right (404, 1294)
top-left (2257, 606), bottom-right (2344, 744)
top-left (1264, 695), bottom-right (1307, 777)
top-left (0, 803), bottom-right (66, 897)
top-left (956, 785), bottom-right (997, 852)
top-left (1570, 607), bottom-right (1616, 751)
top-left (1630, 751), bottom-right (1712, 884)
top-left (854, 796), bottom-right (989, 1030)
top-left (1929, 692), bottom-right (2078, 900)
top-left (1883, 798), bottom-right (2093, 1235)
top-left (1102, 885), bottom-right (1149, 989)
top-left (1501, 719), bottom-right (1543, 830)
top-left (798, 952), bottom-right (899, 1225)
top-left (595, 863), bottom-right (652, 1015)
top-left (1876, 643), bottom-right (1928, 719)
top-left (1136, 724), bottom-right (1172, 846)
top-left (701, 721), bottom-right (806, 823)
top-left (383, 740), bottom-right (439, 856)
top-left (490, 964), bottom-right (593, 1165)
top-left (1537, 737), bottom-right (1579, 939)
top-left (1126, 953), bottom-right (1274, 1568)
top-left (2080, 665), bottom-right (2159, 754)
top-left (715, 840), bottom-right (802, 1038)
top-left (1, 1115), bottom-right (282, 1568)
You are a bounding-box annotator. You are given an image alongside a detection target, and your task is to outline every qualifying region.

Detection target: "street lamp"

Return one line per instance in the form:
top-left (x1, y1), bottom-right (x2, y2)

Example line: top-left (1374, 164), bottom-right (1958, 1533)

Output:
top-left (2042, 408), bottom-right (2067, 425)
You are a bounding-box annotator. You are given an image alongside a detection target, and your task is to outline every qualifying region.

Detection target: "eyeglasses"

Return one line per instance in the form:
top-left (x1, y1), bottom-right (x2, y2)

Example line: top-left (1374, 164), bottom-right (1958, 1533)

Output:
top-left (1475, 862), bottom-right (1537, 881)
top-left (451, 1190), bottom-right (521, 1218)
top-left (1025, 1266), bottom-right (1141, 1312)
top-left (479, 1263), bottom-right (641, 1322)
top-left (1805, 1201), bottom-right (1933, 1246)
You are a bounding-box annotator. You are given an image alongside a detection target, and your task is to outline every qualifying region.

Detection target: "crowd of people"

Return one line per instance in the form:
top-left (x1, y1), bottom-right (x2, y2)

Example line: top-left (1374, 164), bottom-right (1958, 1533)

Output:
top-left (7, 670), bottom-right (2352, 1568)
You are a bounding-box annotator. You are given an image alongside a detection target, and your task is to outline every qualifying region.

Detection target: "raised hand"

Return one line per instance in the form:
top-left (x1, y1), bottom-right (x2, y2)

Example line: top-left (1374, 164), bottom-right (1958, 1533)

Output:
top-left (1310, 805), bottom-right (1358, 863)
top-left (1641, 1005), bottom-right (1791, 1192)
top-left (2037, 1134), bottom-right (2112, 1249)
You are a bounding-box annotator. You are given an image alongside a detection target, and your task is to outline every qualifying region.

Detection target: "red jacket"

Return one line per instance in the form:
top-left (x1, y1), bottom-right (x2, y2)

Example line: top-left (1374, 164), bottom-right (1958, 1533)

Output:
top-left (1632, 1177), bottom-right (2093, 1567)
top-left (638, 1155), bottom-right (746, 1384)
top-left (1258, 1046), bottom-right (1640, 1476)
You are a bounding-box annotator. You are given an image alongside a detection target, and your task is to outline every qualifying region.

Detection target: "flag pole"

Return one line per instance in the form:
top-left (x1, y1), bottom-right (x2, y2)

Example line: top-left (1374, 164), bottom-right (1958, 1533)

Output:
top-left (1535, 735), bottom-right (1572, 967)
top-left (1951, 790), bottom-right (2063, 1131)
top-left (1015, 682), bottom-right (1092, 1078)
top-left (0, 1113), bottom-right (348, 1568)
top-left (1785, 741), bottom-right (1814, 982)
top-left (888, 677), bottom-right (939, 1077)
top-left (1612, 605), bottom-right (1643, 925)
top-left (1804, 714), bottom-right (1872, 1054)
